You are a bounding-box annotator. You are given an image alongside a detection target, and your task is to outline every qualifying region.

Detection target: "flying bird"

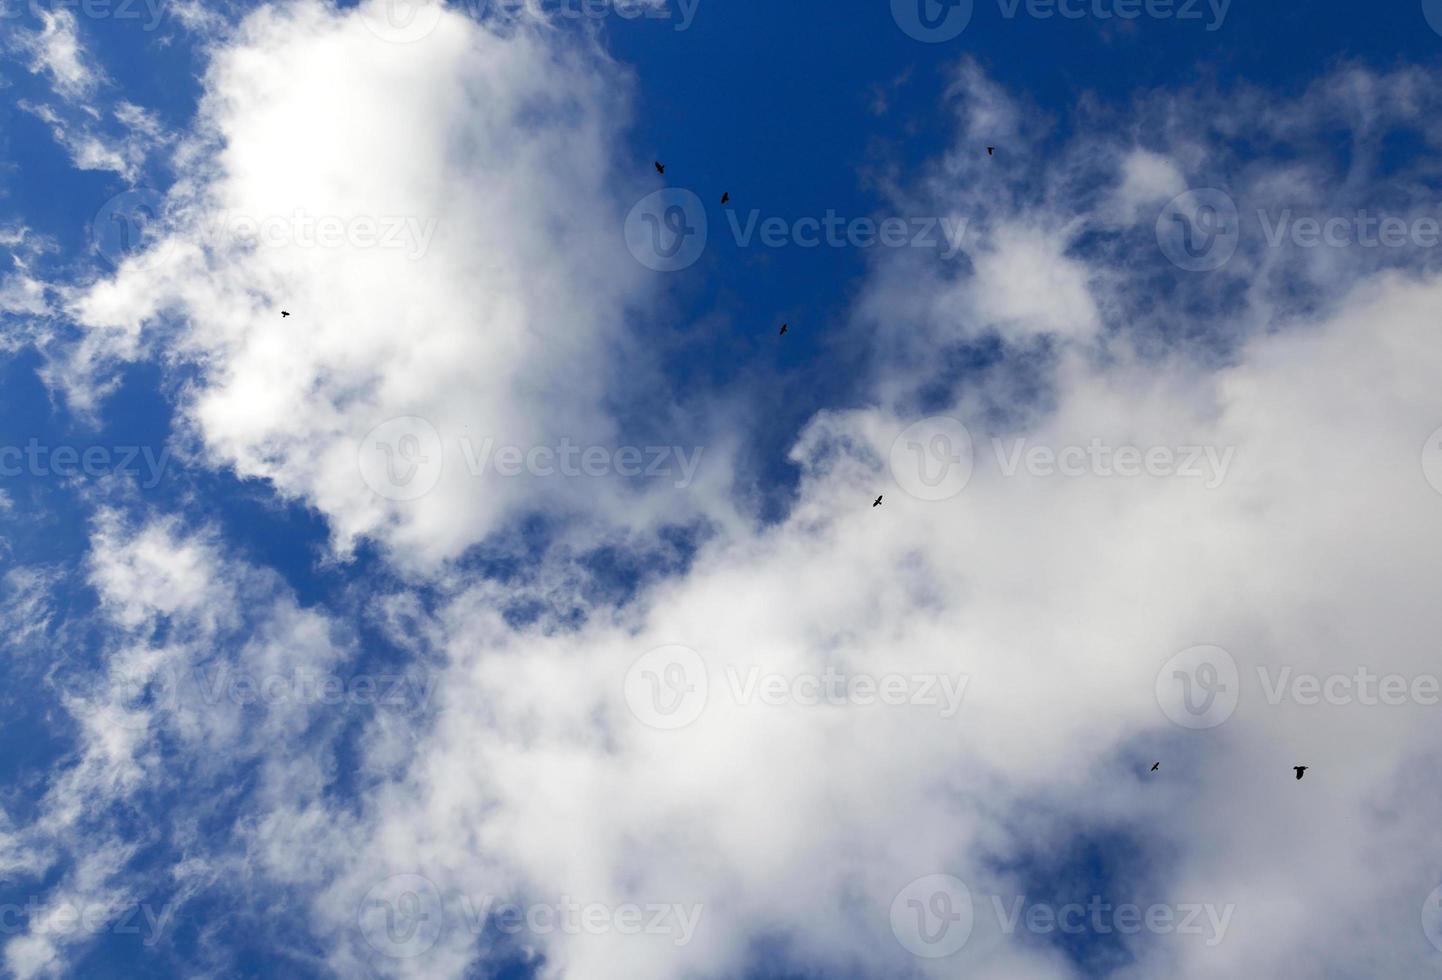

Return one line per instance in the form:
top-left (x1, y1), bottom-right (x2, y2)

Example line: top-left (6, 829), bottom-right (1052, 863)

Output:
top-left (1294, 766), bottom-right (1308, 780)
top-left (872, 495), bottom-right (883, 508)
top-left (778, 322), bottom-right (788, 336)
top-left (1151, 762), bottom-right (1160, 772)
top-left (987, 146), bottom-right (995, 156)
top-left (280, 311), bottom-right (290, 318)
top-left (721, 192), bottom-right (730, 204)
top-left (654, 161), bottom-right (665, 175)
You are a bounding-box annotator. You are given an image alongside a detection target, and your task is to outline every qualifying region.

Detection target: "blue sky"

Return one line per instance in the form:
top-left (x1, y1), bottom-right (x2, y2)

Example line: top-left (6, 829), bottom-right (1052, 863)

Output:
top-left (3, 0), bottom-right (1442, 977)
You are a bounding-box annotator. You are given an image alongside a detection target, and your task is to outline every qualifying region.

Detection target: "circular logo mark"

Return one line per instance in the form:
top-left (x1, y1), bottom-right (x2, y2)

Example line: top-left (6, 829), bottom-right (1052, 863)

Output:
top-left (624, 644), bottom-right (708, 730)
top-left (358, 417), bottom-right (444, 502)
top-left (1423, 0), bottom-right (1442, 37)
top-left (59, 665), bottom-right (179, 732)
top-left (890, 0), bottom-right (973, 42)
top-left (890, 873), bottom-right (973, 958)
top-left (1421, 426), bottom-right (1442, 496)
top-left (360, 0), bottom-right (444, 42)
top-left (1156, 188), bottom-right (1240, 272)
top-left (92, 189), bottom-right (173, 270)
top-left (624, 189), bottom-right (708, 272)
top-left (358, 873), bottom-right (444, 958)
top-left (890, 416), bottom-right (974, 502)
top-left (1156, 644), bottom-right (1240, 730)
top-left (1422, 883), bottom-right (1442, 952)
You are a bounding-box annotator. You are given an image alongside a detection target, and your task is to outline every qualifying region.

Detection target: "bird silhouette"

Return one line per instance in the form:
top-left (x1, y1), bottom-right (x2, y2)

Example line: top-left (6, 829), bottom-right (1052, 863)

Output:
top-left (281, 311), bottom-right (290, 318)
top-left (778, 323), bottom-right (788, 336)
top-left (1151, 762), bottom-right (1160, 772)
top-left (987, 147), bottom-right (995, 156)
top-left (872, 494), bottom-right (883, 508)
top-left (654, 161), bottom-right (665, 175)
top-left (1294, 766), bottom-right (1308, 780)
top-left (721, 191), bottom-right (729, 204)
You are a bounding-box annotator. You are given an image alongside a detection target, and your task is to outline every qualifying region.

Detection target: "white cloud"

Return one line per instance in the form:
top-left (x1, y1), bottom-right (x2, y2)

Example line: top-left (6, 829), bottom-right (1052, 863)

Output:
top-left (24, 25), bottom-right (1442, 980)
top-left (280, 64), bottom-right (1442, 980)
top-left (17, 10), bottom-right (102, 102)
top-left (61, 0), bottom-right (730, 570)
